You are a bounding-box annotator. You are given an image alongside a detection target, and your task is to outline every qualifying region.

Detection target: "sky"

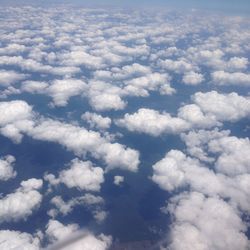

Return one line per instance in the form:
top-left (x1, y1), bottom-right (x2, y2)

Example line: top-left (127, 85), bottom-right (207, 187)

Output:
top-left (0, 1), bottom-right (250, 250)
top-left (1, 0), bottom-right (250, 14)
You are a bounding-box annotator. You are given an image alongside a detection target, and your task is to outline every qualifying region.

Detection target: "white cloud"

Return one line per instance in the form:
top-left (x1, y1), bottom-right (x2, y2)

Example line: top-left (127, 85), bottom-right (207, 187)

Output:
top-left (0, 230), bottom-right (40, 250)
top-left (0, 178), bottom-right (43, 223)
top-left (159, 59), bottom-right (196, 74)
top-left (58, 159), bottom-right (104, 192)
top-left (116, 108), bottom-right (190, 136)
top-left (86, 80), bottom-right (126, 111)
top-left (226, 57), bottom-right (248, 71)
top-left (0, 155), bottom-right (16, 181)
top-left (28, 119), bottom-right (140, 172)
top-left (47, 79), bottom-right (87, 107)
top-left (211, 71), bottom-right (250, 86)
top-left (49, 194), bottom-right (104, 217)
top-left (178, 104), bottom-right (219, 129)
top-left (0, 70), bottom-right (27, 87)
top-left (22, 79), bottom-right (87, 107)
top-left (59, 49), bottom-right (104, 69)
top-left (0, 100), bottom-right (139, 172)
top-left (180, 128), bottom-right (230, 162)
top-left (192, 91), bottom-right (250, 122)
top-left (46, 219), bottom-right (112, 250)
top-left (182, 71), bottom-right (204, 85)
top-left (81, 112), bottom-right (111, 130)
top-left (165, 192), bottom-right (249, 250)
top-left (124, 73), bottom-right (175, 96)
top-left (0, 100), bottom-right (34, 143)
top-left (208, 135), bottom-right (250, 176)
top-left (114, 175), bottom-right (124, 186)
top-left (21, 81), bottom-right (49, 93)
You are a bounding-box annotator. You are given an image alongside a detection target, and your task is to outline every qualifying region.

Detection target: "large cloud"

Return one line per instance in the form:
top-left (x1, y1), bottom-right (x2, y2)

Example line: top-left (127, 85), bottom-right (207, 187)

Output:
top-left (117, 91), bottom-right (250, 136)
top-left (0, 70), bottom-right (27, 87)
top-left (46, 159), bottom-right (105, 192)
top-left (0, 100), bottom-right (140, 172)
top-left (0, 230), bottom-right (40, 250)
top-left (211, 71), bottom-right (250, 86)
top-left (45, 219), bottom-right (112, 250)
top-left (164, 192), bottom-right (249, 250)
top-left (116, 108), bottom-right (190, 136)
top-left (0, 178), bottom-right (43, 223)
top-left (0, 100), bottom-right (34, 143)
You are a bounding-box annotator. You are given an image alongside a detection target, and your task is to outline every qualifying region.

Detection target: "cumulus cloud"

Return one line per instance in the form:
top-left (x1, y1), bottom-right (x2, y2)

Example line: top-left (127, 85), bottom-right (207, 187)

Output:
top-left (21, 80), bottom-right (49, 93)
top-left (85, 80), bottom-right (126, 111)
top-left (211, 71), bottom-right (250, 86)
top-left (46, 79), bottom-right (87, 107)
top-left (116, 91), bottom-right (250, 136)
top-left (0, 230), bottom-right (40, 250)
top-left (58, 159), bottom-right (104, 192)
top-left (81, 112), bottom-right (111, 130)
top-left (152, 129), bottom-right (250, 249)
top-left (0, 155), bottom-right (16, 181)
top-left (113, 175), bottom-right (124, 186)
top-left (0, 178), bottom-right (43, 223)
top-left (159, 59), bottom-right (196, 74)
top-left (116, 108), bottom-right (190, 136)
top-left (22, 79), bottom-right (87, 107)
top-left (208, 135), bottom-right (250, 176)
top-left (0, 70), bottom-right (27, 87)
top-left (28, 119), bottom-right (140, 172)
top-left (192, 91), bottom-right (250, 122)
top-left (164, 192), bottom-right (249, 250)
top-left (182, 71), bottom-right (204, 85)
top-left (46, 219), bottom-right (112, 250)
top-left (0, 100), bottom-right (140, 172)
top-left (0, 100), bottom-right (34, 143)
top-left (49, 194), bottom-right (104, 217)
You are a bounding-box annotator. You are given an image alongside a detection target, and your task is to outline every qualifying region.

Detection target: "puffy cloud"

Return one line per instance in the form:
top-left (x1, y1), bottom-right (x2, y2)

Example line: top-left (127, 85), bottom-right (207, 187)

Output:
top-left (0, 178), bottom-right (43, 223)
top-left (46, 79), bottom-right (87, 107)
top-left (93, 63), bottom-right (151, 81)
top-left (114, 175), bottom-right (124, 186)
top-left (22, 79), bottom-right (87, 107)
top-left (0, 70), bottom-right (27, 87)
top-left (123, 72), bottom-right (175, 97)
top-left (165, 192), bottom-right (249, 250)
top-left (208, 135), bottom-right (250, 176)
top-left (182, 71), bottom-right (204, 85)
top-left (116, 108), bottom-right (190, 136)
top-left (0, 155), bottom-right (16, 181)
top-left (59, 49), bottom-right (104, 69)
top-left (152, 145), bottom-right (250, 212)
top-left (0, 230), bottom-right (40, 250)
top-left (159, 59), bottom-right (196, 73)
top-left (81, 112), bottom-right (111, 130)
top-left (211, 71), bottom-right (250, 86)
top-left (0, 100), bottom-right (139, 172)
top-left (21, 80), bottom-right (49, 93)
top-left (116, 91), bottom-right (250, 136)
top-left (86, 80), bottom-right (126, 111)
top-left (46, 219), bottom-right (112, 250)
top-left (58, 159), bottom-right (104, 192)
top-left (192, 91), bottom-right (250, 122)
top-left (49, 194), bottom-right (104, 217)
top-left (226, 57), bottom-right (248, 71)
top-left (29, 119), bottom-right (139, 172)
top-left (180, 128), bottom-right (230, 162)
top-left (177, 104), bottom-right (219, 129)
top-left (0, 100), bottom-right (34, 143)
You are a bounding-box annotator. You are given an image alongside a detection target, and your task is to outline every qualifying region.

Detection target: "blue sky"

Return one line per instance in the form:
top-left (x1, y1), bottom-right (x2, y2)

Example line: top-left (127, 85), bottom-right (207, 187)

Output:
top-left (1, 0), bottom-right (250, 13)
